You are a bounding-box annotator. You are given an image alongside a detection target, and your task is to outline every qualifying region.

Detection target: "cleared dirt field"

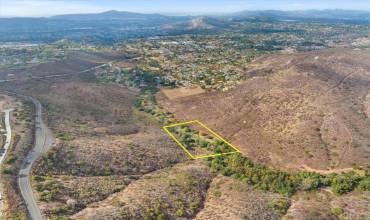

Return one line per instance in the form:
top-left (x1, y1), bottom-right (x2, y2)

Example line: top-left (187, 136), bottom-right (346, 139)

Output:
top-left (161, 86), bottom-right (205, 100)
top-left (159, 48), bottom-right (370, 171)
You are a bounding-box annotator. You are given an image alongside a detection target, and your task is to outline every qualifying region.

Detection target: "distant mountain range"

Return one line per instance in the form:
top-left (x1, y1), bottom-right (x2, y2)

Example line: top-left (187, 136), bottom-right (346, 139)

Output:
top-left (52, 10), bottom-right (186, 22)
top-left (49, 9), bottom-right (370, 22)
top-left (1, 10), bottom-right (370, 44)
top-left (231, 10), bottom-right (370, 22)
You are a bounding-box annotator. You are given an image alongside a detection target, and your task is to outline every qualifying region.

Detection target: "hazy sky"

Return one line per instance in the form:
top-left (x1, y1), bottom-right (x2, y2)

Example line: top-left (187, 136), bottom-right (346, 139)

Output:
top-left (1, 0), bottom-right (370, 17)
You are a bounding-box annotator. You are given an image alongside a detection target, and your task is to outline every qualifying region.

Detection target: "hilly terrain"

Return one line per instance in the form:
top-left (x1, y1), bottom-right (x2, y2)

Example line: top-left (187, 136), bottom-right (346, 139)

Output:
top-left (159, 48), bottom-right (370, 172)
top-left (1, 9), bottom-right (370, 220)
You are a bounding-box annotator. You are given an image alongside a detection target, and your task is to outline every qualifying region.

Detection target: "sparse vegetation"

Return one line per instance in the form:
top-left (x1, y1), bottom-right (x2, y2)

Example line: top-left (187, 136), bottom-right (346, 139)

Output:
top-left (130, 82), bottom-right (370, 197)
top-left (207, 153), bottom-right (370, 196)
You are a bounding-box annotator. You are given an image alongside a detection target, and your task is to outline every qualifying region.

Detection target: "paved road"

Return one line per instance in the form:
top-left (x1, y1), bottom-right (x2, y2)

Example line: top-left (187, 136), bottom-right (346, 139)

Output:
top-left (0, 63), bottom-right (107, 219)
top-left (18, 97), bottom-right (54, 220)
top-left (0, 109), bottom-right (13, 166)
top-left (0, 109), bottom-right (13, 218)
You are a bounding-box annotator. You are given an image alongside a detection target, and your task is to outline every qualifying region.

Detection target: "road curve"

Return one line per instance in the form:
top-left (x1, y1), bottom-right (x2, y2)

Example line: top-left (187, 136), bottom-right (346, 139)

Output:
top-left (0, 109), bottom-right (13, 166)
top-left (18, 96), bottom-right (54, 220)
top-left (0, 63), bottom-right (106, 219)
top-left (0, 109), bottom-right (13, 217)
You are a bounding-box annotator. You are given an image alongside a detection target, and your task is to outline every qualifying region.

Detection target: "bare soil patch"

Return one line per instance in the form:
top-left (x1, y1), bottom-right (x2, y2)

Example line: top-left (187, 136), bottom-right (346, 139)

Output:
top-left (161, 86), bottom-right (205, 100)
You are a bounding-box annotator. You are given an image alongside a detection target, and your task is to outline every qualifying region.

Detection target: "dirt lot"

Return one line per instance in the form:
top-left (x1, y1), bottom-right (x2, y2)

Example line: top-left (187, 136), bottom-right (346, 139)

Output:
top-left (159, 48), bottom-right (370, 172)
top-left (161, 86), bottom-right (205, 100)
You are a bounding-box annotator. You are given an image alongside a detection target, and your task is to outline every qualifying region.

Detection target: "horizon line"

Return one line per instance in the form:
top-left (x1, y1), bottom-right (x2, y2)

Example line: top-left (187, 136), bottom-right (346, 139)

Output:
top-left (1, 8), bottom-right (370, 19)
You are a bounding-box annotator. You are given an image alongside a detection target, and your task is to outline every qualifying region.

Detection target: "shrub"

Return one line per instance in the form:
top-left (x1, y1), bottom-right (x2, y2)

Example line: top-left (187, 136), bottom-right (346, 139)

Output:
top-left (267, 198), bottom-right (291, 215)
top-left (213, 190), bottom-right (222, 197)
top-left (2, 167), bottom-right (14, 175)
top-left (189, 201), bottom-right (199, 213)
top-left (143, 203), bottom-right (167, 220)
top-left (357, 176), bottom-right (370, 191)
top-left (5, 155), bottom-right (17, 164)
top-left (175, 209), bottom-right (184, 217)
top-left (330, 172), bottom-right (361, 195)
top-left (331, 207), bottom-right (344, 216)
top-left (298, 172), bottom-right (323, 191)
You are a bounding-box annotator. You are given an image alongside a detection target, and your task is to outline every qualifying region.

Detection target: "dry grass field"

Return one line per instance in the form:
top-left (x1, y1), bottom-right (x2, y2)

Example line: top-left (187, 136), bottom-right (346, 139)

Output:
top-left (0, 51), bottom-right (125, 81)
top-left (32, 82), bottom-right (140, 137)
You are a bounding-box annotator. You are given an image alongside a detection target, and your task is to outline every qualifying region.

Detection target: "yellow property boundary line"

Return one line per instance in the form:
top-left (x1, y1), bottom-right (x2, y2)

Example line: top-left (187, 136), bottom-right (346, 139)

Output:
top-left (163, 120), bottom-right (241, 159)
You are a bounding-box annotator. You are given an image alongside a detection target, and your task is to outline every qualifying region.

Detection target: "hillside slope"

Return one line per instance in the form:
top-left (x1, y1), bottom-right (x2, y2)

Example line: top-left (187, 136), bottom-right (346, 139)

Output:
top-left (159, 48), bottom-right (370, 171)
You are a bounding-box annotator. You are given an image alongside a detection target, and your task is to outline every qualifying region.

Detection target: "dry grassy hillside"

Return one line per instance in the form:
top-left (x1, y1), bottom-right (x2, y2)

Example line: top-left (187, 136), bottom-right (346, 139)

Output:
top-left (22, 81), bottom-right (188, 218)
top-left (159, 49), bottom-right (370, 172)
top-left (72, 161), bottom-right (214, 220)
top-left (194, 176), bottom-right (285, 220)
top-left (33, 131), bottom-right (186, 177)
top-left (285, 190), bottom-right (370, 219)
top-left (33, 82), bottom-right (140, 137)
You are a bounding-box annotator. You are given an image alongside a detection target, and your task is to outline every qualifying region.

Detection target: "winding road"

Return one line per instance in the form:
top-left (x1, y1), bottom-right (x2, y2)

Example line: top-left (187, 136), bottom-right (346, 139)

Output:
top-left (0, 109), bottom-right (13, 167)
top-left (0, 109), bottom-right (13, 218)
top-left (18, 96), bottom-right (54, 220)
top-left (0, 63), bottom-right (108, 219)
